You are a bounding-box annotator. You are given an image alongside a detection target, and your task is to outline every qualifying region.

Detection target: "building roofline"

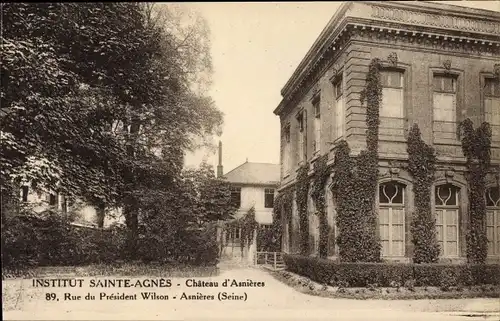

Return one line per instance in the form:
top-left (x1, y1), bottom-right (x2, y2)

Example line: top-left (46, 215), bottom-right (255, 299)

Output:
top-left (279, 2), bottom-right (351, 98)
top-left (222, 161), bottom-right (280, 178)
top-left (274, 1), bottom-right (500, 116)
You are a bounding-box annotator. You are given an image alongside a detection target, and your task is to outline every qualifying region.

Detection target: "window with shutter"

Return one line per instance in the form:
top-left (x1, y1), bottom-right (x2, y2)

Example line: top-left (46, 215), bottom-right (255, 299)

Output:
top-left (485, 78), bottom-right (500, 143)
top-left (380, 70), bottom-right (404, 119)
top-left (297, 112), bottom-right (305, 163)
top-left (283, 126), bottom-right (291, 175)
top-left (313, 98), bottom-right (321, 153)
top-left (433, 74), bottom-right (458, 142)
top-left (333, 78), bottom-right (344, 139)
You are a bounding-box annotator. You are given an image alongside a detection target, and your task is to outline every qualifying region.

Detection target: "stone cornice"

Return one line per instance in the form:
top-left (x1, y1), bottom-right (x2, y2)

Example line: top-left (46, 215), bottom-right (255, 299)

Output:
top-left (279, 2), bottom-right (352, 98)
top-left (274, 1), bottom-right (500, 117)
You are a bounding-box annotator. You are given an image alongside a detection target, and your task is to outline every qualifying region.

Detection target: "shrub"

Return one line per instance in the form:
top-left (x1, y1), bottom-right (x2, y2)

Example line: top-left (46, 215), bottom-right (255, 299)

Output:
top-left (284, 254), bottom-right (500, 287)
top-left (2, 212), bottom-right (127, 269)
top-left (440, 268), bottom-right (458, 291)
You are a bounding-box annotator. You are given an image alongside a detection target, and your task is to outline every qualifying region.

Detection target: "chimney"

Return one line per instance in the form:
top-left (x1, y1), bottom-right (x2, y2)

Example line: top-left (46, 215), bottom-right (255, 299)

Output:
top-left (217, 141), bottom-right (223, 178)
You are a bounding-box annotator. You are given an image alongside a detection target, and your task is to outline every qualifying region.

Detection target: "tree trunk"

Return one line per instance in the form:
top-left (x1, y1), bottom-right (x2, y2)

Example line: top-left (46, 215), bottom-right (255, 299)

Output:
top-left (124, 201), bottom-right (139, 259)
top-left (96, 201), bottom-right (105, 228)
top-left (123, 117), bottom-right (141, 259)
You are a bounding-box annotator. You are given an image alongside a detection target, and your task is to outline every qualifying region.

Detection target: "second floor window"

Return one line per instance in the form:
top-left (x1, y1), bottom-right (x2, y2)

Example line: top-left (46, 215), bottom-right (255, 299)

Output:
top-left (380, 70), bottom-right (404, 119)
top-left (313, 97), bottom-right (321, 153)
top-left (283, 125), bottom-right (291, 175)
top-left (433, 74), bottom-right (457, 123)
top-left (296, 111), bottom-right (306, 163)
top-left (333, 78), bottom-right (345, 139)
top-left (485, 78), bottom-right (500, 142)
top-left (230, 187), bottom-right (241, 208)
top-left (264, 188), bottom-right (275, 208)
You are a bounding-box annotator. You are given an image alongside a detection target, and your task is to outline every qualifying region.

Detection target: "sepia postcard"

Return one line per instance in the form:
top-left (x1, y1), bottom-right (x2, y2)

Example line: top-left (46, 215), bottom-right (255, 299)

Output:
top-left (1, 1), bottom-right (500, 320)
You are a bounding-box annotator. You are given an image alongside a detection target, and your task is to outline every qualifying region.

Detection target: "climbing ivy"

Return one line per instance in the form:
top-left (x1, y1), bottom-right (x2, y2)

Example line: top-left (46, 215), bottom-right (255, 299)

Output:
top-left (223, 207), bottom-right (258, 257)
top-left (360, 58), bottom-right (382, 155)
top-left (330, 59), bottom-right (382, 262)
top-left (460, 119), bottom-right (491, 264)
top-left (296, 163), bottom-right (310, 255)
top-left (311, 154), bottom-right (330, 258)
top-left (407, 124), bottom-right (440, 263)
top-left (272, 187), bottom-right (294, 251)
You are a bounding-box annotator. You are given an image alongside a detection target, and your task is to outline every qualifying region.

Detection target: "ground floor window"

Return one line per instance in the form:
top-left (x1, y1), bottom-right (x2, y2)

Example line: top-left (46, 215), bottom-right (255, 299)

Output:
top-left (225, 227), bottom-right (241, 243)
top-left (486, 187), bottom-right (500, 257)
top-left (435, 184), bottom-right (460, 257)
top-left (378, 181), bottom-right (405, 257)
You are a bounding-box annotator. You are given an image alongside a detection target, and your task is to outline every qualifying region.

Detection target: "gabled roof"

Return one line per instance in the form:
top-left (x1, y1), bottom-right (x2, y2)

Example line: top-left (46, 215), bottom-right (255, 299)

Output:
top-left (223, 162), bottom-right (280, 186)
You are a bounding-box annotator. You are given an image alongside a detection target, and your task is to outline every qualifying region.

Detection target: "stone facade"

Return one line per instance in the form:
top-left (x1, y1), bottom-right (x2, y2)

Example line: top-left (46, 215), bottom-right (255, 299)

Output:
top-left (274, 1), bottom-right (500, 263)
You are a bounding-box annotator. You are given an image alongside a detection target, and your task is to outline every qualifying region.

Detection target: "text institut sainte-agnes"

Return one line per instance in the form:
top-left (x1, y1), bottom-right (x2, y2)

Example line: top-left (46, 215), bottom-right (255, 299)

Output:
top-left (32, 278), bottom-right (265, 288)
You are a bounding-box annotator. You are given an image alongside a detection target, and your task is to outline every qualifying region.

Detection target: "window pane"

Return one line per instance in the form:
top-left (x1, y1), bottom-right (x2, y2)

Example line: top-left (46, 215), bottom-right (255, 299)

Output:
top-left (433, 93), bottom-right (456, 122)
top-left (381, 241), bottom-right (390, 256)
top-left (388, 72), bottom-right (402, 87)
top-left (433, 76), bottom-right (442, 91)
top-left (392, 241), bottom-right (404, 256)
top-left (442, 77), bottom-right (455, 93)
top-left (446, 241), bottom-right (458, 256)
top-left (265, 192), bottom-right (274, 208)
top-left (381, 71), bottom-right (402, 88)
top-left (434, 75), bottom-right (456, 93)
top-left (379, 208), bottom-right (390, 224)
top-left (435, 210), bottom-right (444, 225)
top-left (487, 187), bottom-right (500, 207)
top-left (436, 184), bottom-right (459, 206)
top-left (391, 223), bottom-right (404, 240)
top-left (379, 182), bottom-right (404, 204)
top-left (381, 88), bottom-right (403, 118)
top-left (336, 97), bottom-right (344, 138)
top-left (392, 208), bottom-right (404, 224)
top-left (485, 78), bottom-right (500, 97)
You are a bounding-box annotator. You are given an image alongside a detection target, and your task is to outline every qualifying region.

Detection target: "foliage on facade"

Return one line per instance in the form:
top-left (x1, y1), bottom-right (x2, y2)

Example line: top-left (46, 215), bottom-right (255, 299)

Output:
top-left (330, 58), bottom-right (383, 262)
top-left (407, 124), bottom-right (440, 263)
top-left (272, 187), bottom-right (294, 250)
top-left (311, 154), bottom-right (330, 258)
top-left (460, 119), bottom-right (492, 264)
top-left (225, 207), bottom-right (259, 255)
top-left (296, 163), bottom-right (310, 255)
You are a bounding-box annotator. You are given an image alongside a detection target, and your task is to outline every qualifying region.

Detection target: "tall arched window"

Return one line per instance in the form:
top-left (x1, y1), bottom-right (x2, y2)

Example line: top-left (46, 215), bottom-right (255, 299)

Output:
top-left (486, 186), bottom-right (500, 257)
top-left (379, 182), bottom-right (405, 257)
top-left (435, 184), bottom-right (460, 257)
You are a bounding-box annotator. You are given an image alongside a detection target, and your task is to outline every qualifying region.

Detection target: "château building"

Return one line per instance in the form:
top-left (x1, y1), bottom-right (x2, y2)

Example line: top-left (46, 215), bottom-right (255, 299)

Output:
top-left (274, 1), bottom-right (500, 263)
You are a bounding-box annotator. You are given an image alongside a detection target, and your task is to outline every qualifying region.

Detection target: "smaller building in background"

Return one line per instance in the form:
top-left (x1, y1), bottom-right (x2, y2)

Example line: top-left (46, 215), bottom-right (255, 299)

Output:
top-left (18, 185), bottom-right (124, 228)
top-left (216, 141), bottom-right (280, 263)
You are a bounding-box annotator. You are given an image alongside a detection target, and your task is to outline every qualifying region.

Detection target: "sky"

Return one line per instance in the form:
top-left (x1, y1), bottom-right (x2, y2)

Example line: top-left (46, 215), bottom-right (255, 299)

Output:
top-left (183, 1), bottom-right (500, 175)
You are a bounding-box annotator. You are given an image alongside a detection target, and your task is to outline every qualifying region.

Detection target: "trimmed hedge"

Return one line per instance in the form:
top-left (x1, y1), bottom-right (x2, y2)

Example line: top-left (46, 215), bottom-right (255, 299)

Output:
top-left (284, 254), bottom-right (500, 287)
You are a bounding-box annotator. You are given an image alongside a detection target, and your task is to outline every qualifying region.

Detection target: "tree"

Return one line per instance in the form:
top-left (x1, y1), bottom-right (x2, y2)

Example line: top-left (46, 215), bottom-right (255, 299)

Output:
top-left (135, 163), bottom-right (237, 263)
top-left (1, 3), bottom-right (224, 258)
